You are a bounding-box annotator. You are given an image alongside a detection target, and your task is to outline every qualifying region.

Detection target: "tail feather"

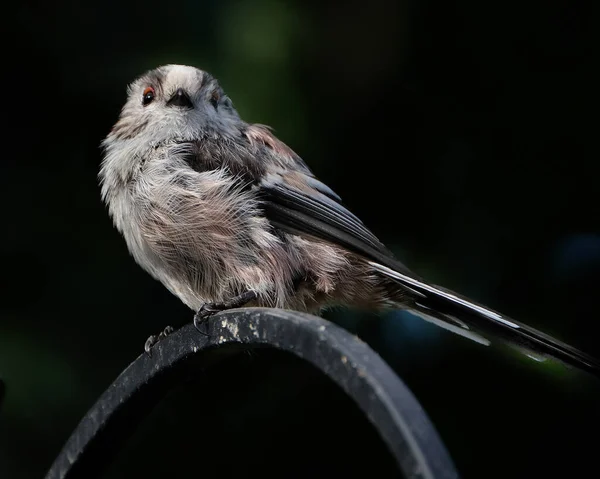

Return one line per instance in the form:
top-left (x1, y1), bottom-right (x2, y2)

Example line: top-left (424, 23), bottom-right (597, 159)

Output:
top-left (371, 261), bottom-right (600, 377)
top-left (408, 304), bottom-right (492, 346)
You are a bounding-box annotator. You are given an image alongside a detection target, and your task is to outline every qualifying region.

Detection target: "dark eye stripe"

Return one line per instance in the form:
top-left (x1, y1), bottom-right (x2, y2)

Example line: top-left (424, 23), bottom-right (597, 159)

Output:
top-left (210, 90), bottom-right (220, 109)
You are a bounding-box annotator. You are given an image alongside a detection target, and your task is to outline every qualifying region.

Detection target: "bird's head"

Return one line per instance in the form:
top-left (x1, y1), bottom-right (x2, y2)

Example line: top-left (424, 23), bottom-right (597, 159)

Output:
top-left (105, 64), bottom-right (241, 146)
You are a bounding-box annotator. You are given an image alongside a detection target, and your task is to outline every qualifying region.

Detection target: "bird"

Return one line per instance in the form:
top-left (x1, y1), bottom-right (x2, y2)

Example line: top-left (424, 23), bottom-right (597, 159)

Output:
top-left (100, 64), bottom-right (599, 376)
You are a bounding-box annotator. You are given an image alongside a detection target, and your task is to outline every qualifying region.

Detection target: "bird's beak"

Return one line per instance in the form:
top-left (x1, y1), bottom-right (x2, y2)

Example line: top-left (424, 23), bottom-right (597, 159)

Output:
top-left (167, 88), bottom-right (193, 109)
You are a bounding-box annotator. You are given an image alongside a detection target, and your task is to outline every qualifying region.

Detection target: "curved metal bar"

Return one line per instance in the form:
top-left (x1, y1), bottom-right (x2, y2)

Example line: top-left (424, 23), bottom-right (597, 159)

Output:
top-left (46, 308), bottom-right (458, 479)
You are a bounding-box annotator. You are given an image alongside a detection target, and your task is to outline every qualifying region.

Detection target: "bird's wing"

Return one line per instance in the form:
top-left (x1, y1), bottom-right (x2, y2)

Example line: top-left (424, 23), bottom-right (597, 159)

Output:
top-left (259, 170), bottom-right (418, 278)
top-left (242, 124), bottom-right (416, 277)
top-left (240, 124), bottom-right (600, 377)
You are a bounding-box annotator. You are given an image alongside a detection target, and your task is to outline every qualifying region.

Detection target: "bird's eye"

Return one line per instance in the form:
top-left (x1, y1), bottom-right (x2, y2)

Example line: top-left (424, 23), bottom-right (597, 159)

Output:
top-left (210, 90), bottom-right (220, 109)
top-left (142, 86), bottom-right (155, 106)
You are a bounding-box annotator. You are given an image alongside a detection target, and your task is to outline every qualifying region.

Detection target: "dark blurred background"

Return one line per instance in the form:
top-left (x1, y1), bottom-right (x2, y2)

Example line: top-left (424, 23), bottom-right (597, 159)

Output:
top-left (2, 0), bottom-right (600, 477)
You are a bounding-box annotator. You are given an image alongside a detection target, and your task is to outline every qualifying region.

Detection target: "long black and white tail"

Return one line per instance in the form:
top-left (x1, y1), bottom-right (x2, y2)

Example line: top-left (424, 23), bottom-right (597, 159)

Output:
top-left (370, 261), bottom-right (600, 378)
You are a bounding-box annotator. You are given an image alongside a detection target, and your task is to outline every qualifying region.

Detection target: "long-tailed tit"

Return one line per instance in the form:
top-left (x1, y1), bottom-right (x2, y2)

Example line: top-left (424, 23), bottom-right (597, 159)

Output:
top-left (100, 65), bottom-right (599, 375)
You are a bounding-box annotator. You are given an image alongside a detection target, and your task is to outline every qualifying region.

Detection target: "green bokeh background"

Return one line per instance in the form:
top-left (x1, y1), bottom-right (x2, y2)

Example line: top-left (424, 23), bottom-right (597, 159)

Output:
top-left (2, 0), bottom-right (599, 477)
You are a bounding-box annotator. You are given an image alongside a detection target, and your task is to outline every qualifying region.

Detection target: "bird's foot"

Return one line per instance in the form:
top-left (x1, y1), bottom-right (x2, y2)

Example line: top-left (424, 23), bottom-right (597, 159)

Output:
top-left (193, 290), bottom-right (258, 336)
top-left (144, 325), bottom-right (175, 356)
top-left (193, 303), bottom-right (221, 336)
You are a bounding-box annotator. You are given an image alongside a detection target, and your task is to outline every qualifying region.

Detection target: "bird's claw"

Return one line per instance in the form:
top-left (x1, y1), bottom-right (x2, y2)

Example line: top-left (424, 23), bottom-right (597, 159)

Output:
top-left (192, 291), bottom-right (258, 337)
top-left (144, 325), bottom-right (174, 356)
top-left (193, 303), bottom-right (221, 336)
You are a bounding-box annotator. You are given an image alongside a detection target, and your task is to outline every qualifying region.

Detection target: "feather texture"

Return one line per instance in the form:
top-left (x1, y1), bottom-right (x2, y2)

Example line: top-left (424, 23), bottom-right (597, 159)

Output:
top-left (100, 64), bottom-right (600, 376)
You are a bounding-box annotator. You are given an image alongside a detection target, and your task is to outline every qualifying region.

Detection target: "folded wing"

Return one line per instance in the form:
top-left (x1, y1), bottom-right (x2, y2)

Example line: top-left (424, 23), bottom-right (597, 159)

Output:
top-left (243, 124), bottom-right (600, 377)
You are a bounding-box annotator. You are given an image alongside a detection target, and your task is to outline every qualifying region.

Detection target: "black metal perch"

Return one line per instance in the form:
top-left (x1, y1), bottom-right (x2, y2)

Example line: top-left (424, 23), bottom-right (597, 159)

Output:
top-left (46, 308), bottom-right (458, 479)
